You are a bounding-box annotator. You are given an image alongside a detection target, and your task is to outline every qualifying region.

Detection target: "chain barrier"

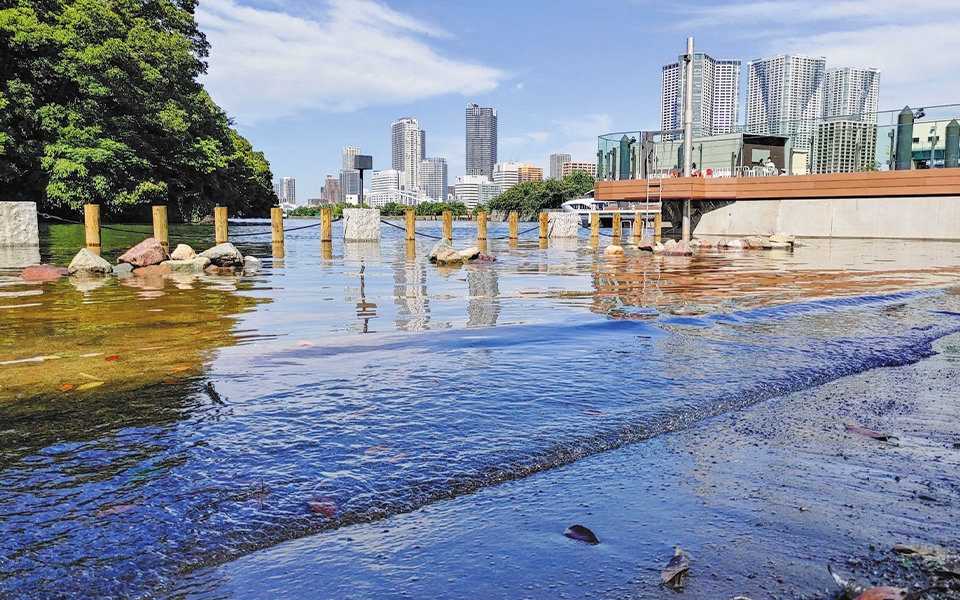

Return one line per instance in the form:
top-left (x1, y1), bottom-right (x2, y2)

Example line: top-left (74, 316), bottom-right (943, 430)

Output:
top-left (380, 219), bottom-right (541, 240)
top-left (578, 221), bottom-right (616, 238)
top-left (38, 211), bottom-right (342, 238)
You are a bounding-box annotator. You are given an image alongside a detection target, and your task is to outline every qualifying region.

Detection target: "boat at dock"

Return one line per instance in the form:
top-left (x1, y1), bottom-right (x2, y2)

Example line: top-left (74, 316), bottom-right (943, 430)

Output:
top-left (560, 189), bottom-right (663, 228)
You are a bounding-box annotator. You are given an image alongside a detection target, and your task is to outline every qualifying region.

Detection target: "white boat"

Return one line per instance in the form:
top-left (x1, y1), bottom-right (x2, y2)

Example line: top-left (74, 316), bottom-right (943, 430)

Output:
top-left (560, 190), bottom-right (662, 228)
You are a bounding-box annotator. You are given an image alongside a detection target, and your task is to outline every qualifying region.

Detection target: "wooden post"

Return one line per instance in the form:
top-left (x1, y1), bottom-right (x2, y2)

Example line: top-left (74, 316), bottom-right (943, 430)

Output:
top-left (321, 242), bottom-right (332, 260)
top-left (539, 212), bottom-right (548, 240)
top-left (152, 205), bottom-right (168, 251)
top-left (442, 210), bottom-right (453, 240)
top-left (477, 211), bottom-right (487, 241)
top-left (214, 206), bottom-right (228, 245)
top-left (84, 204), bottom-right (101, 255)
top-left (272, 243), bottom-right (285, 259)
top-left (320, 209), bottom-right (332, 243)
top-left (590, 212), bottom-right (599, 240)
top-left (271, 207), bottom-right (284, 246)
top-left (634, 212), bottom-right (643, 244)
top-left (405, 209), bottom-right (416, 242)
top-left (654, 212), bottom-right (662, 244)
top-left (509, 211), bottom-right (518, 240)
top-left (612, 213), bottom-right (622, 239)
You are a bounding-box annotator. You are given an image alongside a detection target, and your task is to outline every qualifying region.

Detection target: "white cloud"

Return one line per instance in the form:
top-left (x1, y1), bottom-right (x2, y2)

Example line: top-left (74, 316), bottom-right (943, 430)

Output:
top-left (500, 131), bottom-right (550, 150)
top-left (671, 0), bottom-right (960, 108)
top-left (196, 0), bottom-right (504, 124)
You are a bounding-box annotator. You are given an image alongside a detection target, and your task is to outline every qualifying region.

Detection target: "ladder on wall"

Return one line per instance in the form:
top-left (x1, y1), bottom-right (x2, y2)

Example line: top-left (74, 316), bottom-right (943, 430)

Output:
top-left (643, 178), bottom-right (663, 237)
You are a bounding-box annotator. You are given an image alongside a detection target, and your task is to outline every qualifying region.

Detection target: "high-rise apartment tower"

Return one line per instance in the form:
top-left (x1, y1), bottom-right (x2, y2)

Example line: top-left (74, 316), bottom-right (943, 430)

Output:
top-left (466, 104), bottom-right (498, 177)
top-left (823, 67), bottom-right (880, 120)
top-left (661, 53), bottom-right (741, 137)
top-left (549, 153), bottom-right (571, 179)
top-left (391, 118), bottom-right (425, 191)
top-left (746, 54), bottom-right (826, 150)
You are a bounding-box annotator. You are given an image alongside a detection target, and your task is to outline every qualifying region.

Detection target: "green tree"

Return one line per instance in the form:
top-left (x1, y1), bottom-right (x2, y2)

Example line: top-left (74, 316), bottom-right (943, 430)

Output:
top-left (487, 172), bottom-right (594, 221)
top-left (0, 0), bottom-right (275, 221)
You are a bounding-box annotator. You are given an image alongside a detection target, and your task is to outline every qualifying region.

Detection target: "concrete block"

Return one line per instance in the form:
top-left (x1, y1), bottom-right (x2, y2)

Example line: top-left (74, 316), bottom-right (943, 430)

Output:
top-left (342, 208), bottom-right (381, 241)
top-left (0, 202), bottom-right (39, 247)
top-left (547, 212), bottom-right (579, 238)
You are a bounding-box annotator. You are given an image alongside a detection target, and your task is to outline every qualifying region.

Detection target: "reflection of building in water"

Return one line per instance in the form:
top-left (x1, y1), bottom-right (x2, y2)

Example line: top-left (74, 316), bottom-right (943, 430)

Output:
top-left (467, 267), bottom-right (500, 327)
top-left (392, 243), bottom-right (430, 331)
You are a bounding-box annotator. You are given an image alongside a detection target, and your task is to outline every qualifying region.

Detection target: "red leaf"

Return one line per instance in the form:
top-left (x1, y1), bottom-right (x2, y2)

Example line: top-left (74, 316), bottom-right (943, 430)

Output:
top-left (59, 384), bottom-right (74, 392)
top-left (105, 355), bottom-right (120, 362)
top-left (306, 497), bottom-right (337, 516)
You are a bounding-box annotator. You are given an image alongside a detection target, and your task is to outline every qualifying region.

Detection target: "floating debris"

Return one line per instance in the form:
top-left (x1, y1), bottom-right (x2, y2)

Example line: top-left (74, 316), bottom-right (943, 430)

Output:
top-left (661, 548), bottom-right (691, 589)
top-left (563, 524), bottom-right (599, 545)
top-left (844, 423), bottom-right (899, 443)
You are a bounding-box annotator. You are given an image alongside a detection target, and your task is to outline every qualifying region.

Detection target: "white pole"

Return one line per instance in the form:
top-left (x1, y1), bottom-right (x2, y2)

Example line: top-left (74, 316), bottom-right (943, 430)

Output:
top-left (682, 37), bottom-right (694, 241)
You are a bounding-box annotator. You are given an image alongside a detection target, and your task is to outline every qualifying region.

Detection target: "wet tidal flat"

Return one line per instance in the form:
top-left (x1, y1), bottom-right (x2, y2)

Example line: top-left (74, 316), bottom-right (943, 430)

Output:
top-left (1, 220), bottom-right (959, 599)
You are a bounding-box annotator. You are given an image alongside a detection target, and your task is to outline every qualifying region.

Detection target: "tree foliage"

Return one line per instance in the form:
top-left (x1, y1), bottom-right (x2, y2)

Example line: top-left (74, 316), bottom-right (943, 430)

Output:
top-left (0, 0), bottom-right (276, 221)
top-left (488, 172), bottom-right (595, 220)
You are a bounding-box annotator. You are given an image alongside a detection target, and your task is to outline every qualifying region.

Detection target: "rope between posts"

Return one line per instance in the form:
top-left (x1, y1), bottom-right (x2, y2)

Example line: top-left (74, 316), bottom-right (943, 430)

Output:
top-left (578, 222), bottom-right (616, 238)
top-left (38, 211), bottom-right (342, 238)
top-left (380, 219), bottom-right (541, 240)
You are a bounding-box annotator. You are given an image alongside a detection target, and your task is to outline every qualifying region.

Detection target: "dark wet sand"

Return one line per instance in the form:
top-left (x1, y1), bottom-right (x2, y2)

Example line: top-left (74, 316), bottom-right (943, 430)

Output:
top-left (169, 332), bottom-right (960, 600)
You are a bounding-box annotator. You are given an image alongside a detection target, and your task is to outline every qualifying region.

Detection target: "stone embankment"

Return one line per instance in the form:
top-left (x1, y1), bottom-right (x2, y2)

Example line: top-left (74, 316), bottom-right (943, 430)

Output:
top-left (609, 233), bottom-right (801, 257)
top-left (21, 238), bottom-right (263, 283)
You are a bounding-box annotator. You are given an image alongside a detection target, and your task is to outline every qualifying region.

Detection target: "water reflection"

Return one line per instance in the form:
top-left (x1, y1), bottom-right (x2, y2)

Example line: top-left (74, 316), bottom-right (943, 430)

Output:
top-left (392, 241), bottom-right (430, 331)
top-left (466, 266), bottom-right (500, 327)
top-left (0, 245), bottom-right (41, 269)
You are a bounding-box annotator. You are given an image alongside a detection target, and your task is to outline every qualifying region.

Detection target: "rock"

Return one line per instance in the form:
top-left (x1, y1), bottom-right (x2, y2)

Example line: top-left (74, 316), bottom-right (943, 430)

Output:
top-left (636, 237), bottom-right (655, 251)
top-left (435, 250), bottom-right (463, 266)
top-left (117, 237), bottom-right (168, 267)
top-left (766, 241), bottom-right (791, 250)
top-left (20, 264), bottom-right (67, 281)
top-left (662, 240), bottom-right (693, 256)
top-left (603, 245), bottom-right (625, 256)
top-left (688, 238), bottom-right (702, 248)
top-left (161, 257), bottom-right (211, 273)
top-left (563, 524), bottom-right (599, 545)
top-left (663, 239), bottom-right (678, 250)
top-left (170, 243), bottom-right (197, 261)
top-left (67, 248), bottom-right (112, 276)
top-left (769, 232), bottom-right (795, 244)
top-left (113, 263), bottom-right (134, 276)
top-left (199, 243), bottom-right (244, 267)
top-left (428, 238), bottom-right (454, 262)
top-left (653, 242), bottom-right (665, 253)
top-left (475, 253), bottom-right (496, 262)
top-left (458, 246), bottom-right (480, 260)
top-left (132, 264), bottom-right (171, 278)
top-left (243, 255), bottom-right (262, 273)
top-left (743, 236), bottom-right (765, 249)
top-left (726, 238), bottom-right (746, 249)
top-left (698, 240), bottom-right (712, 249)
top-left (205, 265), bottom-right (238, 275)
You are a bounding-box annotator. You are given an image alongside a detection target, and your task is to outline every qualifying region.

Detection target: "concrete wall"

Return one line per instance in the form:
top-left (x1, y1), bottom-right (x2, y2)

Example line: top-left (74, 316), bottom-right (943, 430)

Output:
top-left (0, 201), bottom-right (39, 247)
top-left (694, 196), bottom-right (960, 240)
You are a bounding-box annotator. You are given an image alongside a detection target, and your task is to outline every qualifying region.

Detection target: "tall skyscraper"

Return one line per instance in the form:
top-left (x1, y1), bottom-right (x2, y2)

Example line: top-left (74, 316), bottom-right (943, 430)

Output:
top-left (661, 53), bottom-right (741, 137)
top-left (550, 153), bottom-right (571, 179)
top-left (341, 146), bottom-right (361, 198)
top-left (811, 119), bottom-right (878, 174)
top-left (278, 177), bottom-right (296, 205)
top-left (746, 54), bottom-right (826, 150)
top-left (466, 104), bottom-right (497, 176)
top-left (391, 117), bottom-right (424, 191)
top-left (419, 157), bottom-right (448, 202)
top-left (371, 169), bottom-right (402, 194)
top-left (823, 67), bottom-right (880, 120)
top-left (324, 175), bottom-right (340, 204)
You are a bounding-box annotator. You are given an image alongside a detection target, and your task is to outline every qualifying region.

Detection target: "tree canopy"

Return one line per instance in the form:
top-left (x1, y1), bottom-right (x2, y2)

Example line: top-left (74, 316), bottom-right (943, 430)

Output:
top-left (488, 172), bottom-right (595, 220)
top-left (0, 0), bottom-right (276, 221)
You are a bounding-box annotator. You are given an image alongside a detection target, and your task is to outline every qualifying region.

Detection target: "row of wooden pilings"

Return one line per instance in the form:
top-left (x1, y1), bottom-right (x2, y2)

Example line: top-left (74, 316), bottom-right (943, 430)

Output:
top-left (82, 205), bottom-right (663, 255)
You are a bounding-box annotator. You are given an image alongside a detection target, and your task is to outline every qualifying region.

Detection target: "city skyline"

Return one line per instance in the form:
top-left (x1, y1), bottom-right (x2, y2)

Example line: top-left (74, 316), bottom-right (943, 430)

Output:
top-left (208, 1), bottom-right (960, 199)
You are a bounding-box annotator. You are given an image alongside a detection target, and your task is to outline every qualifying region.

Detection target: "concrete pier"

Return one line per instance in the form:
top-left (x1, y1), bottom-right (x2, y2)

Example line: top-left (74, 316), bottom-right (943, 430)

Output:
top-left (343, 208), bottom-right (381, 242)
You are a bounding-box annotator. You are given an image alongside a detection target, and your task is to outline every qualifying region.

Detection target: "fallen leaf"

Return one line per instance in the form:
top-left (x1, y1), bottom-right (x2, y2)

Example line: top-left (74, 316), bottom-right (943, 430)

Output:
top-left (306, 497), bottom-right (337, 516)
top-left (892, 544), bottom-right (938, 556)
top-left (105, 355), bottom-right (120, 362)
top-left (76, 381), bottom-right (104, 391)
top-left (59, 384), bottom-right (74, 392)
top-left (297, 340), bottom-right (316, 347)
top-left (94, 503), bottom-right (139, 518)
top-left (852, 587), bottom-right (909, 600)
top-left (564, 524), bottom-right (599, 545)
top-left (79, 353), bottom-right (102, 358)
top-left (190, 330), bottom-right (202, 334)
top-left (661, 548), bottom-right (691, 588)
top-left (844, 424), bottom-right (898, 443)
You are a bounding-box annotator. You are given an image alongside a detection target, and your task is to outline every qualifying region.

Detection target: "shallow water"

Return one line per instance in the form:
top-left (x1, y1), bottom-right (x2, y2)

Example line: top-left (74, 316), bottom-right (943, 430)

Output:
top-left (1, 220), bottom-right (959, 599)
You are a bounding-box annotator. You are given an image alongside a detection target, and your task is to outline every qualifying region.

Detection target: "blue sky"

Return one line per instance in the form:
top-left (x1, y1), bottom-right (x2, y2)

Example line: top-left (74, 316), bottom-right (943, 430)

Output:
top-left (195, 0), bottom-right (960, 201)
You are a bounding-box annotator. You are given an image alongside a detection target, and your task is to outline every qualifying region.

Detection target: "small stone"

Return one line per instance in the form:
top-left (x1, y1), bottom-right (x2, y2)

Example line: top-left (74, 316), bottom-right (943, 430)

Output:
top-left (170, 244), bottom-right (197, 261)
top-left (199, 243), bottom-right (244, 267)
top-left (20, 264), bottom-right (67, 282)
top-left (435, 250), bottom-right (463, 266)
top-left (428, 238), bottom-right (454, 262)
top-left (663, 239), bottom-right (678, 250)
top-left (636, 237), bottom-right (655, 251)
top-left (67, 248), bottom-right (112, 276)
top-left (117, 237), bottom-right (168, 268)
top-left (769, 232), bottom-right (795, 244)
top-left (603, 245), bottom-right (625, 256)
top-left (475, 253), bottom-right (496, 262)
top-left (113, 263), bottom-right (134, 276)
top-left (653, 242), bottom-right (665, 253)
top-left (765, 241), bottom-right (791, 250)
top-left (688, 238), bottom-right (702, 248)
top-left (662, 240), bottom-right (693, 256)
top-left (132, 264), bottom-right (171, 278)
top-left (698, 240), bottom-right (712, 249)
top-left (243, 255), bottom-right (263, 273)
top-left (743, 236), bottom-right (765, 249)
top-left (458, 246), bottom-right (480, 260)
top-left (161, 257), bottom-right (211, 273)
top-left (725, 238), bottom-right (745, 249)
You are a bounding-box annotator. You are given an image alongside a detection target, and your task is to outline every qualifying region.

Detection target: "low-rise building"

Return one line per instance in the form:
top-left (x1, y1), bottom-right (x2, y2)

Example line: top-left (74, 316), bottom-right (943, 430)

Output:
top-left (560, 162), bottom-right (597, 177)
top-left (455, 175), bottom-right (500, 210)
top-left (811, 119), bottom-right (878, 174)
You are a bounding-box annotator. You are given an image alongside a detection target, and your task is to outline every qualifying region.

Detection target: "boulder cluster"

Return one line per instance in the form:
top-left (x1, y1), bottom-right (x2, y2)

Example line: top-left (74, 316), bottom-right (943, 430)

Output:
top-left (20, 238), bottom-right (262, 283)
top-left (615, 233), bottom-right (799, 257)
top-left (427, 238), bottom-right (495, 267)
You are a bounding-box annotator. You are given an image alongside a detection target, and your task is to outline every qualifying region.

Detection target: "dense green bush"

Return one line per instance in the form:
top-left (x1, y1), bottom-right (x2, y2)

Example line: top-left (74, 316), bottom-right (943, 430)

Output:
top-left (488, 172), bottom-right (594, 220)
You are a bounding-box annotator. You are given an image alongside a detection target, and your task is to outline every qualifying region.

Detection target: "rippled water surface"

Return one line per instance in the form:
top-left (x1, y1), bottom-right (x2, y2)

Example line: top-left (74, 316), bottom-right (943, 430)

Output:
top-left (1, 220), bottom-right (959, 599)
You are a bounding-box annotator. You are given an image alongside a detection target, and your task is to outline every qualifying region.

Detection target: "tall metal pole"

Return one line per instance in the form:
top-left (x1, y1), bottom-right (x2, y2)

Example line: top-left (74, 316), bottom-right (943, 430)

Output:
top-left (682, 37), bottom-right (694, 241)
